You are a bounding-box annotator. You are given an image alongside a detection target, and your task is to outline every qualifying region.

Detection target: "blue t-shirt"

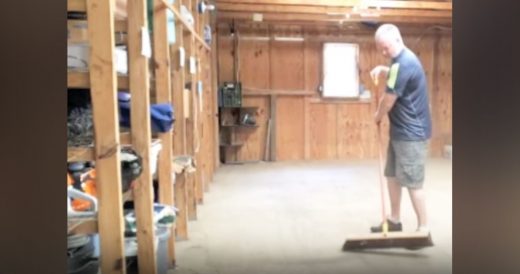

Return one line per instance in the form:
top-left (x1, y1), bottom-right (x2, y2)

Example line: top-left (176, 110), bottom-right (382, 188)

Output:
top-left (385, 48), bottom-right (432, 141)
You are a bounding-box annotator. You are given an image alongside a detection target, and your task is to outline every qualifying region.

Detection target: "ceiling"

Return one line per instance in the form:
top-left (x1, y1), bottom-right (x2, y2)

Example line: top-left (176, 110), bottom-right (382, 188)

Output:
top-left (214, 0), bottom-right (452, 27)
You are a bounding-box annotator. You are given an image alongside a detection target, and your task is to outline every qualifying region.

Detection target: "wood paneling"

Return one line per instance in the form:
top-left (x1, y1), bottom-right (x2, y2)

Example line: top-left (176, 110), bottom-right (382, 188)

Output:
top-left (217, 25), bottom-right (452, 161)
top-left (237, 96), bottom-right (270, 161)
top-left (304, 40), bottom-right (321, 92)
top-left (239, 39), bottom-right (270, 88)
top-left (276, 96), bottom-right (305, 160)
top-left (337, 104), bottom-right (374, 159)
top-left (436, 36), bottom-right (452, 148)
top-left (218, 37), bottom-right (234, 83)
top-left (309, 103), bottom-right (337, 159)
top-left (270, 41), bottom-right (305, 90)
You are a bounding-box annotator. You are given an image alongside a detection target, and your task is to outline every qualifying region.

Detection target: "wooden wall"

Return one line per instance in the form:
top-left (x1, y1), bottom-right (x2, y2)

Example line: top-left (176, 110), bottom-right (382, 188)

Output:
top-left (217, 25), bottom-right (452, 161)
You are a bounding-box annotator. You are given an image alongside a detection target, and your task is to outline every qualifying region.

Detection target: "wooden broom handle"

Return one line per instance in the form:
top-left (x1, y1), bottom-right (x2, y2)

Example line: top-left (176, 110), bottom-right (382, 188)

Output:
top-left (377, 123), bottom-right (388, 232)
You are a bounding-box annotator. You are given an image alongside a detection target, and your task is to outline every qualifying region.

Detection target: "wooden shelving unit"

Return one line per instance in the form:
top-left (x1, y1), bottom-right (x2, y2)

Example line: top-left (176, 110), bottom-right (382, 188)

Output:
top-left (65, 0), bottom-right (191, 272)
top-left (68, 0), bottom-right (217, 272)
top-left (219, 106), bottom-right (259, 164)
top-left (67, 1), bottom-right (130, 274)
top-left (163, 0), bottom-right (217, 240)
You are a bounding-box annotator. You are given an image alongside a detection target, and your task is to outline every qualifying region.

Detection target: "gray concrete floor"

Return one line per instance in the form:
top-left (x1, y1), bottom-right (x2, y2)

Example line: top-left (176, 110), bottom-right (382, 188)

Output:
top-left (171, 159), bottom-right (452, 274)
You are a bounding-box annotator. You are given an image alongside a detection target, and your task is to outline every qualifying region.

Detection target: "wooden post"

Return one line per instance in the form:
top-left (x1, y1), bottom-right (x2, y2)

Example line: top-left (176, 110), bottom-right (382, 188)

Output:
top-left (270, 95), bottom-right (277, 161)
top-left (86, 0), bottom-right (126, 273)
top-left (153, 0), bottom-right (176, 266)
top-left (194, 0), bottom-right (205, 205)
top-left (184, 0), bottom-right (198, 220)
top-left (127, 0), bottom-right (157, 273)
top-left (171, 0), bottom-right (189, 240)
top-left (212, 24), bottom-right (220, 170)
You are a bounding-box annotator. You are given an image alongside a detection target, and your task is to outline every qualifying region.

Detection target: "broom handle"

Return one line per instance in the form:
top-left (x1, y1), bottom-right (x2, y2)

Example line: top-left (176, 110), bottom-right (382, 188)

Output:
top-left (377, 123), bottom-right (388, 234)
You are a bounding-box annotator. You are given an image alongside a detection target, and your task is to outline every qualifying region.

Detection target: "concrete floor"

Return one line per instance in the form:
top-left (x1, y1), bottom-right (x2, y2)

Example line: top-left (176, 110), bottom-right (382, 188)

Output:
top-left (171, 159), bottom-right (452, 274)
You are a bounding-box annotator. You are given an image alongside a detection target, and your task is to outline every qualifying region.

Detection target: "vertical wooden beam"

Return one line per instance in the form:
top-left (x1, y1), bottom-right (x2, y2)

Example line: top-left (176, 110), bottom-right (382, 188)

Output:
top-left (269, 95), bottom-right (277, 161)
top-left (213, 25), bottom-right (221, 170)
top-left (171, 0), bottom-right (189, 240)
top-left (304, 96), bottom-right (311, 160)
top-left (153, 0), bottom-right (175, 266)
top-left (184, 6), bottom-right (198, 220)
top-left (127, 0), bottom-right (157, 273)
top-left (194, 0), bottom-right (205, 205)
top-left (86, 0), bottom-right (126, 273)
top-left (432, 33), bottom-right (440, 156)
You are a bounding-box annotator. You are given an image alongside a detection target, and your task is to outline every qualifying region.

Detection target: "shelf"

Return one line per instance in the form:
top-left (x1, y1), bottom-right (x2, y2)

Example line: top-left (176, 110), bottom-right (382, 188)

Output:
top-left (68, 70), bottom-right (129, 90)
top-left (68, 219), bottom-right (98, 235)
top-left (160, 0), bottom-right (211, 51)
top-left (68, 0), bottom-right (128, 20)
top-left (67, 134), bottom-right (160, 162)
top-left (68, 146), bottom-right (95, 162)
top-left (221, 124), bottom-right (259, 128)
top-left (219, 142), bottom-right (245, 147)
top-left (223, 160), bottom-right (261, 165)
top-left (219, 106), bottom-right (259, 110)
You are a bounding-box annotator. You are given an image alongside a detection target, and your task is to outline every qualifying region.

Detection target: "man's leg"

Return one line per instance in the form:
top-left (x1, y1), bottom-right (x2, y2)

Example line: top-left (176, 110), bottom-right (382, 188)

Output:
top-left (408, 187), bottom-right (428, 229)
top-left (371, 140), bottom-right (403, 232)
top-left (387, 176), bottom-right (402, 222)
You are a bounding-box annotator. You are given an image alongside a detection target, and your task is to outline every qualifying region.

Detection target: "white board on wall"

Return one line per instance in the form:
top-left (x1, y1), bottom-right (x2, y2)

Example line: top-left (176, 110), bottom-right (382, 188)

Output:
top-left (322, 43), bottom-right (360, 98)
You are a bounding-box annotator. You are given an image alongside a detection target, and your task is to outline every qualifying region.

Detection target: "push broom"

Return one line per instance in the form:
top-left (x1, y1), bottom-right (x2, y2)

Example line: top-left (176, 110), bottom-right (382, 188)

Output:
top-left (342, 76), bottom-right (434, 251)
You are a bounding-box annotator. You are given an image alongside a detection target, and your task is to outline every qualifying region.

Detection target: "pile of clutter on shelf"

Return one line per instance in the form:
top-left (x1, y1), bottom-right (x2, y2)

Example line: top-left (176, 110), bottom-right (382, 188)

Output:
top-left (67, 91), bottom-right (175, 147)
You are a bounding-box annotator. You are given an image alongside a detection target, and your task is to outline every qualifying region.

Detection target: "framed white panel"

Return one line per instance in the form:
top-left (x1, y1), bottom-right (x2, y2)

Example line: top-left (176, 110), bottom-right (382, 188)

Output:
top-left (322, 43), bottom-right (360, 98)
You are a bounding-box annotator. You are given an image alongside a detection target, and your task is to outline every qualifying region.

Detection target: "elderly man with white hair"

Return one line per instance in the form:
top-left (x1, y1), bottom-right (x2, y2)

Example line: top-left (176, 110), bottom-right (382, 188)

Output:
top-left (369, 24), bottom-right (432, 234)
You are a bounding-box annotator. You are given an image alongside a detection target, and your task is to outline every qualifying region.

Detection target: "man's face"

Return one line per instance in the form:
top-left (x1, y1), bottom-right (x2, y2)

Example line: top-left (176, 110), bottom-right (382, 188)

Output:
top-left (376, 39), bottom-right (393, 59)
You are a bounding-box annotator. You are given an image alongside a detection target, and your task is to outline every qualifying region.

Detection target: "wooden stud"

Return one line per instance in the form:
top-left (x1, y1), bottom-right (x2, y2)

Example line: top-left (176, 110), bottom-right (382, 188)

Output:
top-left (269, 95), bottom-right (277, 161)
top-left (153, 0), bottom-right (176, 267)
top-left (304, 97), bottom-right (311, 160)
top-left (127, 0), bottom-right (157, 272)
top-left (212, 25), bottom-right (221, 170)
top-left (85, 0), bottom-right (126, 273)
top-left (184, 14), bottom-right (198, 221)
top-left (170, 0), bottom-right (189, 239)
top-left (174, 172), bottom-right (189, 240)
top-left (194, 0), bottom-right (205, 205)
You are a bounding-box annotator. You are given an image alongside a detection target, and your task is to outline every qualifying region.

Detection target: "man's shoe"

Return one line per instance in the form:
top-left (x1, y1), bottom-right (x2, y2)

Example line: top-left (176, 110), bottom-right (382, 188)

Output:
top-left (370, 219), bottom-right (403, 233)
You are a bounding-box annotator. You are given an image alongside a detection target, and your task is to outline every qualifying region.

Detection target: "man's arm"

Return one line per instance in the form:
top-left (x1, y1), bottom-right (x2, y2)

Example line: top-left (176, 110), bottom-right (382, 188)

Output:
top-left (370, 65), bottom-right (390, 85)
top-left (375, 92), bottom-right (398, 124)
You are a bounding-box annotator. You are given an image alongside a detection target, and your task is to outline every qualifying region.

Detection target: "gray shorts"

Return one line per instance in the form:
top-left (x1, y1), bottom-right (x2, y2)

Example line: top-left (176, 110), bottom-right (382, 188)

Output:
top-left (384, 139), bottom-right (428, 189)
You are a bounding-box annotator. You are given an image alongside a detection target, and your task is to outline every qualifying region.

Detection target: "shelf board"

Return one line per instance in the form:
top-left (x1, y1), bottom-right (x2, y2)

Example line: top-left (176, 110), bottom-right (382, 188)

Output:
top-left (68, 219), bottom-right (98, 235)
top-left (219, 142), bottom-right (245, 147)
top-left (68, 70), bottom-right (129, 90)
top-left (220, 124), bottom-right (259, 128)
top-left (68, 133), bottom-right (160, 162)
top-left (160, 0), bottom-right (211, 51)
top-left (223, 160), bottom-right (261, 165)
top-left (68, 146), bottom-right (95, 162)
top-left (219, 106), bottom-right (259, 110)
top-left (68, 0), bottom-right (128, 20)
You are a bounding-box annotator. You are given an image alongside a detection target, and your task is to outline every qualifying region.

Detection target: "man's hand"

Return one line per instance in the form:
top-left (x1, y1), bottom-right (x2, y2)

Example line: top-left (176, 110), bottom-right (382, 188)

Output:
top-left (374, 111), bottom-right (383, 125)
top-left (370, 65), bottom-right (390, 85)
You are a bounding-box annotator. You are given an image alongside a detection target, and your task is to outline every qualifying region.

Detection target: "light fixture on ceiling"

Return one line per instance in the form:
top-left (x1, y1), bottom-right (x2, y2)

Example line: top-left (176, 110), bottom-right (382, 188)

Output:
top-left (273, 36), bottom-right (304, 42)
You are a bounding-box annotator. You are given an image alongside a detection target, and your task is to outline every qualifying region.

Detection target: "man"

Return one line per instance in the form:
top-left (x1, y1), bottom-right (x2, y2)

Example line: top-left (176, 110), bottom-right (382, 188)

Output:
top-left (369, 24), bottom-right (432, 233)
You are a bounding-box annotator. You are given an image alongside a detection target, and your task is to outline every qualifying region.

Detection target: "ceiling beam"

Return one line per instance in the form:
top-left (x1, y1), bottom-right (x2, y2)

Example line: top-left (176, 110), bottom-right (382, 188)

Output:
top-left (217, 3), bottom-right (451, 18)
top-left (217, 11), bottom-right (452, 25)
top-left (215, 0), bottom-right (452, 10)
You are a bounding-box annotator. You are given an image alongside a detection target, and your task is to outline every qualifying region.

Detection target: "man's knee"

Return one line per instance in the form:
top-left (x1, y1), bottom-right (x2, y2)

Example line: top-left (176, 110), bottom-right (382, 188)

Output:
top-left (386, 176), bottom-right (399, 185)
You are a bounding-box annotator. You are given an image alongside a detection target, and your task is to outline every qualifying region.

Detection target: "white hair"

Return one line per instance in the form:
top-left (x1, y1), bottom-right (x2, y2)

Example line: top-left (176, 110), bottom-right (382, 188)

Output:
top-left (375, 24), bottom-right (403, 45)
